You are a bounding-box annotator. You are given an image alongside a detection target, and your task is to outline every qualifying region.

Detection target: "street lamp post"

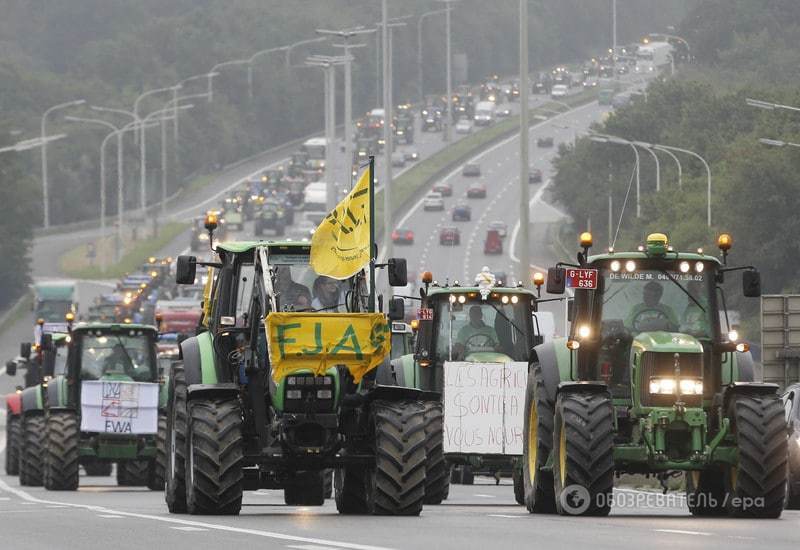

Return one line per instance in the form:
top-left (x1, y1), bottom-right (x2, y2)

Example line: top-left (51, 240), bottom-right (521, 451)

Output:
top-left (652, 145), bottom-right (682, 188)
top-left (590, 134), bottom-right (641, 217)
top-left (417, 8), bottom-right (449, 104)
top-left (437, 1), bottom-right (458, 142)
top-left (207, 60), bottom-right (249, 103)
top-left (247, 46), bottom-right (290, 100)
top-left (134, 86), bottom-right (178, 143)
top-left (40, 99), bottom-right (86, 228)
top-left (519, 0), bottom-right (531, 281)
top-left (285, 37), bottom-right (328, 69)
top-left (0, 135), bottom-right (66, 155)
top-left (759, 137), bottom-right (800, 150)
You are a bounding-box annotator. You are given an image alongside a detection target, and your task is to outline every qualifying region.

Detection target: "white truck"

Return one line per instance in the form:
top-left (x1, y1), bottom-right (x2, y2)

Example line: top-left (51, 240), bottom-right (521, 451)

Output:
top-left (635, 41), bottom-right (674, 74)
top-left (303, 181), bottom-right (328, 212)
top-left (473, 100), bottom-right (495, 126)
top-left (301, 137), bottom-right (327, 171)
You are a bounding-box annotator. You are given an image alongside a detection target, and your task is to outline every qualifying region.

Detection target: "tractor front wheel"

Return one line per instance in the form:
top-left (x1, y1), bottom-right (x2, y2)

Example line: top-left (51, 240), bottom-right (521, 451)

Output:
top-left (553, 390), bottom-right (614, 516)
top-left (165, 362), bottom-right (188, 513)
top-left (43, 411), bottom-right (80, 491)
top-left (5, 415), bottom-right (20, 476)
top-left (335, 464), bottom-right (374, 514)
top-left (422, 401), bottom-right (449, 504)
top-left (522, 363), bottom-right (557, 513)
top-left (19, 415), bottom-right (45, 486)
top-left (147, 413), bottom-right (167, 491)
top-left (371, 399), bottom-right (427, 515)
top-left (725, 393), bottom-right (787, 518)
top-left (185, 397), bottom-right (243, 515)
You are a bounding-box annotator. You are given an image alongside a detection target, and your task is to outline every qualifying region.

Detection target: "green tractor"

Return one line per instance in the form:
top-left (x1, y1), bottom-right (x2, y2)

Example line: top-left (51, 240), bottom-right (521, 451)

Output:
top-left (392, 268), bottom-right (546, 504)
top-left (165, 235), bottom-right (429, 516)
top-left (38, 322), bottom-right (167, 490)
top-left (522, 232), bottom-right (787, 518)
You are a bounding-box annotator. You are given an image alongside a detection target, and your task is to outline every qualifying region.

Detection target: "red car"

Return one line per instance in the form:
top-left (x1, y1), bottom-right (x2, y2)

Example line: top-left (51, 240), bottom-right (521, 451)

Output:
top-left (484, 229), bottom-right (503, 254)
top-left (439, 226), bottom-right (461, 246)
top-left (391, 227), bottom-right (415, 245)
top-left (432, 182), bottom-right (453, 197)
top-left (467, 182), bottom-right (487, 198)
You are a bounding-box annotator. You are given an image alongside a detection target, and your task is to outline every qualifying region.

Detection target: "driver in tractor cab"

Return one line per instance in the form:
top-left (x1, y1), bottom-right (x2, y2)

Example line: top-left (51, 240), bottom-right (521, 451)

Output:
top-left (274, 267), bottom-right (311, 311)
top-left (625, 281), bottom-right (679, 332)
top-left (453, 305), bottom-right (498, 359)
top-left (103, 343), bottom-right (133, 374)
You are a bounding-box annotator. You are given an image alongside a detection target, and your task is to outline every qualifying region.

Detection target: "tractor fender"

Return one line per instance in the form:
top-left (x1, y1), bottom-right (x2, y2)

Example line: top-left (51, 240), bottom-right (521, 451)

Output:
top-left (20, 385), bottom-right (43, 413)
top-left (530, 338), bottom-right (573, 404)
top-left (187, 383), bottom-right (239, 401)
top-left (5, 392), bottom-right (22, 416)
top-left (556, 380), bottom-right (610, 397)
top-left (722, 382), bottom-right (780, 412)
top-left (46, 376), bottom-right (70, 410)
top-left (180, 332), bottom-right (226, 386)
top-left (377, 355), bottom-right (416, 389)
top-left (366, 384), bottom-right (424, 403)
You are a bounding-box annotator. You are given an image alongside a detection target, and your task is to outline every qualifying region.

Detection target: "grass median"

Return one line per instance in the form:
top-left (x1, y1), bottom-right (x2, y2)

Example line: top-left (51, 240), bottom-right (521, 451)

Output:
top-left (59, 222), bottom-right (188, 280)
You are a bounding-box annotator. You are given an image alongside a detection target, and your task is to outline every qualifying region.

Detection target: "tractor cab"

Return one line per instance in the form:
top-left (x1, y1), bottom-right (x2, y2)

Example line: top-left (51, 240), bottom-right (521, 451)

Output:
top-left (62, 324), bottom-right (159, 384)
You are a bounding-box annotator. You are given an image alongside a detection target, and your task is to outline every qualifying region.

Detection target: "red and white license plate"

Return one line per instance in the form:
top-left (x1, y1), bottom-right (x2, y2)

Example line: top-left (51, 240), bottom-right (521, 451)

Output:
top-left (417, 308), bottom-right (434, 321)
top-left (566, 268), bottom-right (598, 289)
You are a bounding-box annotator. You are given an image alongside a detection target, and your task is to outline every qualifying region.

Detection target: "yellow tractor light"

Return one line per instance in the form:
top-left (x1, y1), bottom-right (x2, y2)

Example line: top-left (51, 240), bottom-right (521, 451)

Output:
top-left (37, 318), bottom-right (45, 326)
top-left (421, 271), bottom-right (433, 284)
top-left (717, 233), bottom-right (732, 252)
top-left (150, 270), bottom-right (158, 278)
top-left (533, 272), bottom-right (545, 288)
top-left (148, 256), bottom-right (156, 264)
top-left (204, 212), bottom-right (219, 232)
top-left (65, 312), bottom-right (75, 323)
top-left (646, 233), bottom-right (669, 256)
top-left (566, 340), bottom-right (580, 351)
top-left (579, 232), bottom-right (593, 249)
top-left (410, 319), bottom-right (419, 331)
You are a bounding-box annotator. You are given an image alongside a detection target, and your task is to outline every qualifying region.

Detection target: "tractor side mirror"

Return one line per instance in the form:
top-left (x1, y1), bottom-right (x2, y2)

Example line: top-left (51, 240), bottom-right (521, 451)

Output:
top-left (414, 319), bottom-right (434, 364)
top-left (387, 258), bottom-right (408, 287)
top-left (176, 255), bottom-right (197, 285)
top-left (20, 342), bottom-right (31, 360)
top-left (546, 267), bottom-right (566, 294)
top-left (743, 270), bottom-right (761, 298)
top-left (388, 298), bottom-right (405, 321)
top-left (5, 360), bottom-right (16, 377)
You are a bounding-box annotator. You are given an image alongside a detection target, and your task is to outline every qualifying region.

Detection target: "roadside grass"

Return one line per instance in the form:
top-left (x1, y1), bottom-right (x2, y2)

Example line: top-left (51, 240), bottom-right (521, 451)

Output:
top-left (59, 222), bottom-right (188, 280)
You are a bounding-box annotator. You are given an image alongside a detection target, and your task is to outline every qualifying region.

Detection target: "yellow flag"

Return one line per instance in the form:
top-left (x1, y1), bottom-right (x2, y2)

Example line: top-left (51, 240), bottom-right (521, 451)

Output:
top-left (265, 312), bottom-right (390, 383)
top-left (310, 166), bottom-right (371, 280)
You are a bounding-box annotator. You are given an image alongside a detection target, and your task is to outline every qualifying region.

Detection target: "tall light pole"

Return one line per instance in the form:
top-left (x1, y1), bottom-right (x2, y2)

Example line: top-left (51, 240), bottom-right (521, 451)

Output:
top-left (207, 60), bottom-right (249, 103)
top-left (381, 0), bottom-right (392, 259)
top-left (612, 0), bottom-right (617, 78)
top-left (590, 134), bottom-right (641, 218)
top-left (40, 99), bottom-right (85, 228)
top-left (417, 8), bottom-right (449, 104)
top-left (759, 137), bottom-right (800, 150)
top-left (0, 135), bottom-right (65, 155)
top-left (437, 1), bottom-right (458, 142)
top-left (285, 36), bottom-right (328, 69)
top-left (519, 0), bottom-right (531, 281)
top-left (134, 86), bottom-right (178, 144)
top-left (746, 97), bottom-right (800, 114)
top-left (247, 46), bottom-right (290, 100)
top-left (653, 145), bottom-right (682, 188)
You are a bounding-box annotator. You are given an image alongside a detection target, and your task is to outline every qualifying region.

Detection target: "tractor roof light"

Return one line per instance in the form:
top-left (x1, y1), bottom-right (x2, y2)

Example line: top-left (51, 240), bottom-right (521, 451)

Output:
top-left (65, 312), bottom-right (75, 323)
top-left (717, 233), bottom-right (732, 252)
top-left (204, 212), bottom-right (219, 232)
top-left (533, 272), bottom-right (545, 288)
top-left (422, 271), bottom-right (433, 284)
top-left (735, 342), bottom-right (750, 353)
top-left (410, 319), bottom-right (419, 331)
top-left (579, 231), bottom-right (593, 249)
top-left (646, 233), bottom-right (669, 256)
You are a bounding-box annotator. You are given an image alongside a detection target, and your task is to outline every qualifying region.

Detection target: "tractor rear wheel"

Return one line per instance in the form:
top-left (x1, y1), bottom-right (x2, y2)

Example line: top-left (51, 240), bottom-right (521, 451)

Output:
top-left (43, 411), bottom-right (80, 491)
top-left (19, 415), bottom-right (45, 486)
top-left (725, 393), bottom-right (787, 518)
top-left (372, 399), bottom-right (427, 515)
top-left (686, 469), bottom-right (726, 516)
top-left (185, 398), bottom-right (243, 515)
top-left (553, 390), bottom-right (614, 516)
top-left (323, 469), bottom-right (333, 499)
top-left (284, 471), bottom-right (325, 506)
top-left (513, 464), bottom-right (525, 505)
top-left (147, 413), bottom-right (167, 491)
top-left (335, 464), bottom-right (374, 514)
top-left (5, 415), bottom-right (20, 476)
top-left (523, 363), bottom-right (557, 513)
top-left (83, 461), bottom-right (112, 476)
top-left (166, 362), bottom-right (188, 513)
top-left (117, 460), bottom-right (150, 486)
top-left (422, 401), bottom-right (449, 505)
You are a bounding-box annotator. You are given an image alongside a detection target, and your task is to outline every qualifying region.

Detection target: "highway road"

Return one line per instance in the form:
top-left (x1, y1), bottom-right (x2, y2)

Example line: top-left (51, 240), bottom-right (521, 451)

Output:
top-left (0, 471), bottom-right (797, 550)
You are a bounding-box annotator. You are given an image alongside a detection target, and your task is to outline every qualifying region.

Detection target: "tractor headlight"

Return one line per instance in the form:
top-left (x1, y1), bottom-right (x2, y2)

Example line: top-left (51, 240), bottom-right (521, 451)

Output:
top-left (649, 377), bottom-right (703, 395)
top-left (577, 325), bottom-right (591, 339)
top-left (625, 260), bottom-right (636, 272)
top-left (317, 389), bottom-right (332, 399)
top-left (286, 390), bottom-right (302, 399)
top-left (649, 377), bottom-right (676, 395)
top-left (679, 379), bottom-right (704, 395)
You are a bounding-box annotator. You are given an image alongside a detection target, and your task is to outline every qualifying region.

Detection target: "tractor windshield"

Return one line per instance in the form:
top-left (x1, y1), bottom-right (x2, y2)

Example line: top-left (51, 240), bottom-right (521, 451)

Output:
top-left (36, 300), bottom-right (73, 322)
top-left (433, 293), bottom-right (534, 362)
top-left (79, 332), bottom-right (157, 382)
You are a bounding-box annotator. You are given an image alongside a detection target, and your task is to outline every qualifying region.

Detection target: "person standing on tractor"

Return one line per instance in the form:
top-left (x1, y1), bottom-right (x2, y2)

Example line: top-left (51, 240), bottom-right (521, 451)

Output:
top-left (625, 280), bottom-right (679, 332)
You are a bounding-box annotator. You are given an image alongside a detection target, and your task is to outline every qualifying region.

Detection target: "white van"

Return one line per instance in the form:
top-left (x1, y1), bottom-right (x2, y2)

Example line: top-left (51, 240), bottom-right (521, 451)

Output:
top-left (303, 181), bottom-right (328, 211)
top-left (473, 101), bottom-right (495, 126)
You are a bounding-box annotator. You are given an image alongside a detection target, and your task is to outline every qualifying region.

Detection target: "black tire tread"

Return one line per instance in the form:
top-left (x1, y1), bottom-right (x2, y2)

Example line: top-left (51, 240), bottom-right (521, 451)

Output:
top-left (166, 362), bottom-right (188, 513)
top-left (523, 363), bottom-right (556, 513)
top-left (422, 401), bottom-right (449, 504)
top-left (148, 413), bottom-right (167, 491)
top-left (43, 411), bottom-right (80, 491)
top-left (117, 460), bottom-right (150, 486)
top-left (5, 415), bottom-right (20, 476)
top-left (20, 415), bottom-right (45, 486)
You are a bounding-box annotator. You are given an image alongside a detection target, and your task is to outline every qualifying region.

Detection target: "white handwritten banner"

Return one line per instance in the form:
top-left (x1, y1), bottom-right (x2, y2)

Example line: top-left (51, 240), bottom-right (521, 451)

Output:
top-left (80, 381), bottom-right (159, 434)
top-left (442, 362), bottom-right (527, 455)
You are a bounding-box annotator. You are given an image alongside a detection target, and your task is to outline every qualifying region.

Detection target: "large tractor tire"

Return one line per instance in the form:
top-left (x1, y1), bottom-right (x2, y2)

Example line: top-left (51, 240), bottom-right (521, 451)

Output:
top-left (553, 390), bottom-right (614, 517)
top-left (284, 471), bottom-right (325, 506)
top-left (43, 411), bottom-right (80, 491)
top-left (83, 461), bottom-right (113, 476)
top-left (335, 464), bottom-right (373, 514)
top-left (686, 469), bottom-right (726, 516)
top-left (522, 363), bottom-right (556, 513)
top-left (725, 393), bottom-right (787, 518)
top-left (422, 401), bottom-right (449, 504)
top-left (5, 415), bottom-right (20, 476)
top-left (19, 415), bottom-right (45, 486)
top-left (185, 397), bottom-right (243, 515)
top-left (324, 469), bottom-right (333, 499)
top-left (166, 362), bottom-right (188, 513)
top-left (147, 413), bottom-right (167, 491)
top-left (513, 465), bottom-right (525, 505)
top-left (372, 399), bottom-right (427, 515)
top-left (117, 460), bottom-right (150, 486)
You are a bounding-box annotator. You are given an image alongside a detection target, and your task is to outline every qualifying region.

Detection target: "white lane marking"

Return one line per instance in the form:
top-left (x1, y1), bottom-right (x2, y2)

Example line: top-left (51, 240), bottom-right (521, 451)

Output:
top-left (383, 100), bottom-right (599, 261)
top-left (473, 494), bottom-right (496, 498)
top-left (170, 526), bottom-right (209, 532)
top-left (98, 514), bottom-right (124, 518)
top-left (288, 545), bottom-right (344, 550)
top-left (488, 514), bottom-right (523, 519)
top-left (653, 529), bottom-right (712, 537)
top-left (0, 478), bottom-right (396, 550)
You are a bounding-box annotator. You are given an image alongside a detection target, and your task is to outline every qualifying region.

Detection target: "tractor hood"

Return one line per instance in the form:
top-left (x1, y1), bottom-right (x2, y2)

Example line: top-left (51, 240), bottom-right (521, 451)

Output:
top-left (631, 331), bottom-right (704, 355)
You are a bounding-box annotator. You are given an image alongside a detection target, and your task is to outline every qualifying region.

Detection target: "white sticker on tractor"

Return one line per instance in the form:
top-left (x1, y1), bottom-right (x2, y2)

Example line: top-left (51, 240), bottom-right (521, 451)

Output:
top-left (80, 381), bottom-right (159, 434)
top-left (442, 361), bottom-right (527, 455)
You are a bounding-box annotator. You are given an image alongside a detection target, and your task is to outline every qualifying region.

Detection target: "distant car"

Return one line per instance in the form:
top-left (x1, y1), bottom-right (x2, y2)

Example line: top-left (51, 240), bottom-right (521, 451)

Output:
top-left (550, 84), bottom-right (568, 98)
top-left (529, 168), bottom-right (543, 183)
top-left (462, 163), bottom-right (481, 177)
top-left (537, 136), bottom-right (554, 148)
top-left (423, 192), bottom-right (445, 211)
top-left (455, 118), bottom-right (472, 134)
top-left (439, 226), bottom-right (461, 246)
top-left (452, 202), bottom-right (472, 222)
top-left (488, 221), bottom-right (507, 238)
top-left (432, 182), bottom-right (453, 197)
top-left (484, 229), bottom-right (503, 254)
top-left (404, 150), bottom-right (420, 162)
top-left (391, 151), bottom-right (406, 167)
top-left (391, 227), bottom-right (415, 245)
top-left (466, 182), bottom-right (487, 199)
top-left (496, 107), bottom-right (512, 118)
top-left (583, 79), bottom-right (599, 88)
